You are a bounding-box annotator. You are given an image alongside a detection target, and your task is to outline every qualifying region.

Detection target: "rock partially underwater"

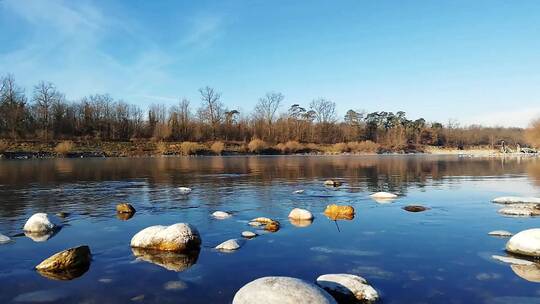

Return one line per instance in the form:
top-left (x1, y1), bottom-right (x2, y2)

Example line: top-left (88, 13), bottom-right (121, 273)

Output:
top-left (130, 223), bottom-right (201, 252)
top-left (35, 245), bottom-right (91, 280)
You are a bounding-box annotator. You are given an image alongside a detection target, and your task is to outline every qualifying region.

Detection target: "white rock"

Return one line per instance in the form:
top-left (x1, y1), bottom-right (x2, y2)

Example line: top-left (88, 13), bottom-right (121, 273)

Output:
top-left (370, 192), bottom-right (398, 199)
top-left (23, 213), bottom-right (57, 233)
top-left (316, 273), bottom-right (379, 302)
top-left (233, 276), bottom-right (336, 304)
top-left (130, 223), bottom-right (201, 252)
top-left (498, 204), bottom-right (540, 216)
top-left (0, 233), bottom-right (10, 244)
top-left (288, 208), bottom-right (314, 220)
top-left (293, 190), bottom-right (305, 194)
top-left (493, 196), bottom-right (540, 204)
top-left (248, 221), bottom-right (263, 227)
top-left (241, 231), bottom-right (257, 238)
top-left (488, 230), bottom-right (513, 237)
top-left (212, 211), bottom-right (231, 219)
top-left (492, 255), bottom-right (535, 266)
top-left (506, 228), bottom-right (540, 257)
top-left (178, 187), bottom-right (192, 195)
top-left (216, 239), bottom-right (243, 251)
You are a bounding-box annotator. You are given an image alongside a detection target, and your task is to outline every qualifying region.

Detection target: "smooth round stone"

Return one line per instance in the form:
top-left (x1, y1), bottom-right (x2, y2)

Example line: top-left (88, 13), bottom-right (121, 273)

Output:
top-left (370, 192), bottom-right (398, 199)
top-left (316, 273), bottom-right (379, 302)
top-left (241, 231), bottom-right (257, 239)
top-left (216, 239), bottom-right (243, 251)
top-left (403, 205), bottom-right (429, 212)
top-left (178, 187), bottom-right (192, 195)
top-left (212, 211), bottom-right (231, 219)
top-left (0, 233), bottom-right (11, 244)
top-left (233, 276), bottom-right (336, 304)
top-left (23, 213), bottom-right (57, 233)
top-left (506, 228), bottom-right (540, 257)
top-left (324, 180), bottom-right (342, 187)
top-left (36, 245), bottom-right (91, 272)
top-left (293, 190), bottom-right (305, 194)
top-left (489, 230), bottom-right (513, 237)
top-left (130, 223), bottom-right (201, 252)
top-left (288, 208), bottom-right (314, 220)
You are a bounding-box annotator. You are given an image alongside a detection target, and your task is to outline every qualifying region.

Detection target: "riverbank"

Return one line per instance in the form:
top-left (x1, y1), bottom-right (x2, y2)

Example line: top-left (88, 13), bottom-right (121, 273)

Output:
top-left (0, 140), bottom-right (534, 159)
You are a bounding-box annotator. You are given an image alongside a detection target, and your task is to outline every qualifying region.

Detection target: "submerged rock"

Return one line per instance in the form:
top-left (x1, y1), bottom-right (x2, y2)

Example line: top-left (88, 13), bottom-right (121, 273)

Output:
top-left (511, 263), bottom-right (540, 283)
top-left (0, 233), bottom-right (11, 244)
top-left (403, 205), bottom-right (429, 212)
top-left (324, 204), bottom-right (355, 220)
top-left (324, 180), bottom-right (342, 187)
top-left (498, 204), bottom-right (540, 216)
top-left (316, 273), bottom-right (379, 303)
top-left (216, 239), bottom-right (244, 251)
top-left (288, 208), bottom-right (314, 220)
top-left (492, 255), bottom-right (535, 266)
top-left (116, 212), bottom-right (134, 221)
top-left (35, 246), bottom-right (91, 280)
top-left (488, 230), bottom-right (513, 237)
top-left (233, 276), bottom-right (336, 304)
top-left (130, 223), bottom-right (201, 252)
top-left (132, 247), bottom-right (199, 272)
top-left (293, 190), bottom-right (305, 194)
top-left (55, 212), bottom-right (69, 218)
top-left (212, 211), bottom-right (231, 219)
top-left (265, 221), bottom-right (280, 232)
top-left (23, 213), bottom-right (57, 233)
top-left (241, 231), bottom-right (258, 239)
top-left (493, 196), bottom-right (540, 204)
top-left (116, 203), bottom-right (136, 214)
top-left (506, 229), bottom-right (540, 257)
top-left (250, 217), bottom-right (280, 232)
top-left (370, 192), bottom-right (398, 199)
top-left (289, 218), bottom-right (314, 227)
top-left (178, 187), bottom-right (192, 195)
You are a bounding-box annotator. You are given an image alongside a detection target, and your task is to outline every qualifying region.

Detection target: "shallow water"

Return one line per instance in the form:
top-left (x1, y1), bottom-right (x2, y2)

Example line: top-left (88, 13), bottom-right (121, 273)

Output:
top-left (1, 155), bottom-right (540, 303)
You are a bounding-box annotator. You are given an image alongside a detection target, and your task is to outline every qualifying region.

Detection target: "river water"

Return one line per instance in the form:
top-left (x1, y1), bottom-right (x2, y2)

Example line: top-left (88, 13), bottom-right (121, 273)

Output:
top-left (1, 155), bottom-right (540, 303)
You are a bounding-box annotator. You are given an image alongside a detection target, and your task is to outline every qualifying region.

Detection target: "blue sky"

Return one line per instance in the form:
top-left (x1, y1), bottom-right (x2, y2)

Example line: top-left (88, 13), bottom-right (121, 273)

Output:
top-left (1, 0), bottom-right (539, 127)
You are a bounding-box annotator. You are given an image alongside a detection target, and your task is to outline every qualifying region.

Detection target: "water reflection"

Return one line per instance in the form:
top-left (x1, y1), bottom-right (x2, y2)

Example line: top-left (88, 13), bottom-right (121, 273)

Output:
top-left (511, 264), bottom-right (540, 283)
top-left (24, 228), bottom-right (60, 242)
top-left (289, 218), bottom-right (313, 227)
top-left (132, 248), bottom-right (200, 272)
top-left (36, 264), bottom-right (90, 281)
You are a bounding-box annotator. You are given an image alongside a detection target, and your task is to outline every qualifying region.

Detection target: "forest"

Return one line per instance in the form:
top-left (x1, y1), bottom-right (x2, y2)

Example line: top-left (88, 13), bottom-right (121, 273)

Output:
top-left (0, 74), bottom-right (527, 155)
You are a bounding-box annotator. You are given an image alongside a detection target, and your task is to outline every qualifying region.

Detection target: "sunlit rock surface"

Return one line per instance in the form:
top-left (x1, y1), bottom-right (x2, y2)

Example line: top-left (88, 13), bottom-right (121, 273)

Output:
top-left (493, 196), bottom-right (540, 204)
top-left (35, 246), bottom-right (91, 281)
top-left (130, 223), bottom-right (201, 252)
top-left (233, 276), bottom-right (336, 304)
top-left (324, 204), bottom-right (355, 220)
top-left (506, 229), bottom-right (540, 257)
top-left (116, 203), bottom-right (136, 214)
top-left (216, 239), bottom-right (244, 251)
top-left (288, 208), bottom-right (314, 220)
top-left (316, 273), bottom-right (379, 303)
top-left (212, 211), bottom-right (231, 219)
top-left (23, 213), bottom-right (57, 233)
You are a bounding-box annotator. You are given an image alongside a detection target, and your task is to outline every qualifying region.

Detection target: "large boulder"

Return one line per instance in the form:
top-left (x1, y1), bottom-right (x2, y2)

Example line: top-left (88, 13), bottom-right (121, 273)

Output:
top-left (130, 223), bottom-right (201, 252)
top-left (288, 208), bottom-right (314, 220)
top-left (324, 204), bottom-right (355, 220)
top-left (35, 246), bottom-right (91, 280)
top-left (493, 196), bottom-right (540, 204)
top-left (23, 213), bottom-right (57, 233)
top-left (233, 276), bottom-right (336, 304)
top-left (316, 273), bottom-right (379, 303)
top-left (506, 229), bottom-right (540, 257)
top-left (132, 247), bottom-right (199, 272)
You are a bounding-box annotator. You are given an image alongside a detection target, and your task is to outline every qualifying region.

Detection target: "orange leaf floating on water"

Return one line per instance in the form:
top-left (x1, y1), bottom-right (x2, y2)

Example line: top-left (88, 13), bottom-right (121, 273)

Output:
top-left (324, 204), bottom-right (355, 220)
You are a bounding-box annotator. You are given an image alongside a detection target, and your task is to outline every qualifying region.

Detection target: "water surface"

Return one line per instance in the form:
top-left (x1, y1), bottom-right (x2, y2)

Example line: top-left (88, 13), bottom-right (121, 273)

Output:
top-left (1, 155), bottom-right (540, 303)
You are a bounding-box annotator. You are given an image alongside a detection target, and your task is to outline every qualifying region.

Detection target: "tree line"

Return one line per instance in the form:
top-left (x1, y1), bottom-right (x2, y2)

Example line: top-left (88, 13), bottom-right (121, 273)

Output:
top-left (0, 74), bottom-right (524, 148)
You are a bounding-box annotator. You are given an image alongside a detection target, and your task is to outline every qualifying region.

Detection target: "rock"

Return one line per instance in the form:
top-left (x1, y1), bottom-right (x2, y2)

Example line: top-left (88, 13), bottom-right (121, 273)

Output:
top-left (288, 208), bottom-right (314, 220)
top-left (506, 228), bottom-right (540, 257)
top-left (132, 247), bottom-right (199, 272)
top-left (324, 180), bottom-right (342, 187)
top-left (233, 276), bottom-right (336, 304)
top-left (248, 221), bottom-right (263, 227)
top-left (212, 211), bottom-right (231, 219)
top-left (251, 217), bottom-right (274, 224)
top-left (511, 263), bottom-right (540, 283)
top-left (55, 212), bottom-right (69, 218)
top-left (24, 231), bottom-right (56, 242)
top-left (316, 273), bottom-right (379, 303)
top-left (498, 204), bottom-right (540, 216)
top-left (489, 230), bottom-right (513, 237)
top-left (116, 203), bottom-right (136, 214)
top-left (324, 204), bottom-right (355, 220)
top-left (493, 196), bottom-right (540, 204)
top-left (117, 212), bottom-right (134, 221)
top-left (293, 190), bottom-right (305, 194)
top-left (216, 239), bottom-right (244, 251)
top-left (289, 218), bottom-right (314, 227)
top-left (403, 205), bottom-right (429, 212)
top-left (130, 223), bottom-right (201, 252)
top-left (178, 187), bottom-right (192, 195)
top-left (241, 231), bottom-right (258, 238)
top-left (23, 213), bottom-right (57, 233)
top-left (492, 255), bottom-right (535, 266)
top-left (265, 221), bottom-right (280, 232)
top-left (35, 246), bottom-right (91, 280)
top-left (370, 192), bottom-right (398, 199)
top-left (0, 233), bottom-right (11, 244)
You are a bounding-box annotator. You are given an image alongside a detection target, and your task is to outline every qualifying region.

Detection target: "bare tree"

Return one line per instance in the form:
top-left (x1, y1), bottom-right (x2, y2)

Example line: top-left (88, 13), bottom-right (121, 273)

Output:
top-left (0, 75), bottom-right (28, 138)
top-left (310, 98), bottom-right (337, 124)
top-left (32, 81), bottom-right (62, 140)
top-left (255, 92), bottom-right (283, 125)
top-left (198, 86), bottom-right (224, 139)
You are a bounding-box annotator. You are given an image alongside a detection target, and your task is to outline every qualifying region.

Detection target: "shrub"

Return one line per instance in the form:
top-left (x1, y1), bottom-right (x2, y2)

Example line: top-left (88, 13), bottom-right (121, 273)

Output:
top-left (211, 141), bottom-right (225, 155)
top-left (275, 143), bottom-right (286, 153)
top-left (55, 141), bottom-right (74, 155)
top-left (305, 143), bottom-right (322, 153)
top-left (284, 140), bottom-right (303, 153)
top-left (330, 142), bottom-right (349, 153)
top-left (155, 141), bottom-right (167, 155)
top-left (347, 140), bottom-right (380, 153)
top-left (248, 138), bottom-right (267, 153)
top-left (179, 141), bottom-right (202, 156)
top-left (525, 118), bottom-right (540, 148)
top-left (0, 140), bottom-right (8, 153)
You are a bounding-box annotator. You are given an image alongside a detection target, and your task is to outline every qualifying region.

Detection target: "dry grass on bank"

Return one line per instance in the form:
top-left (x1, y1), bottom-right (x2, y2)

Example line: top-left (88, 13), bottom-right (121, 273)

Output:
top-left (211, 141), bottom-right (225, 155)
top-left (54, 140), bottom-right (74, 155)
top-left (248, 139), bottom-right (267, 153)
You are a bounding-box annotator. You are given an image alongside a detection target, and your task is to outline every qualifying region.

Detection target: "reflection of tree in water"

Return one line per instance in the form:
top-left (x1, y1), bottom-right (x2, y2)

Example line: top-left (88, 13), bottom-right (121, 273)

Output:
top-left (527, 160), bottom-right (540, 188)
top-left (0, 156), bottom-right (533, 230)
